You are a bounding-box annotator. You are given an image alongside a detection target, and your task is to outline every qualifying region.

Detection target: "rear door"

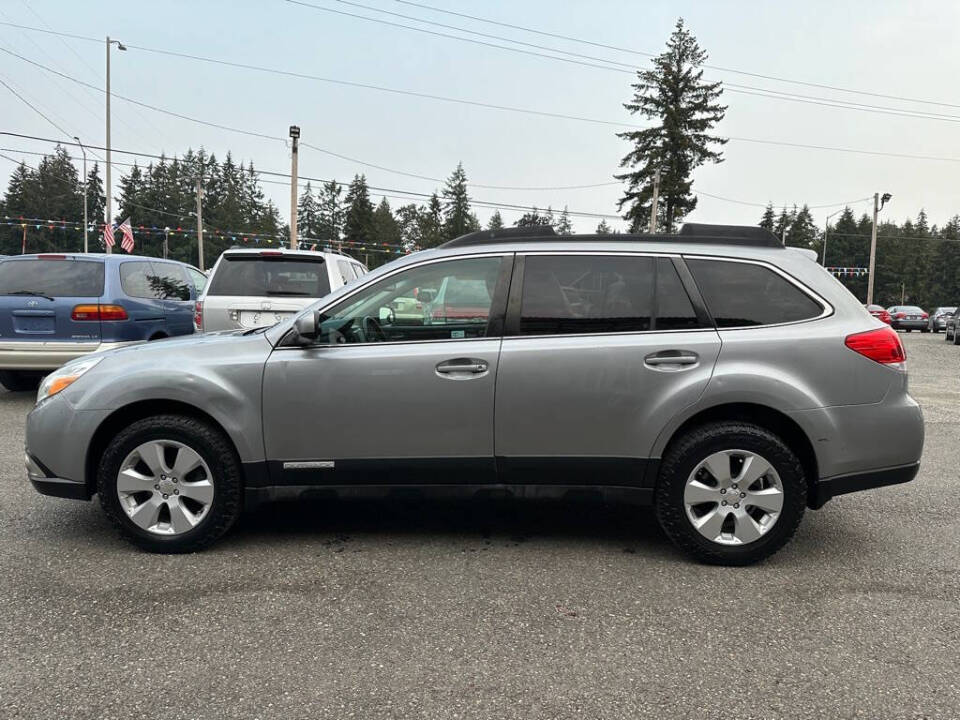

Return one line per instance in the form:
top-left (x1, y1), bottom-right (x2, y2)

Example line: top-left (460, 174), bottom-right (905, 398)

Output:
top-left (117, 261), bottom-right (167, 339)
top-left (494, 253), bottom-right (721, 485)
top-left (204, 253), bottom-right (333, 331)
top-left (149, 262), bottom-right (195, 336)
top-left (0, 256), bottom-right (105, 348)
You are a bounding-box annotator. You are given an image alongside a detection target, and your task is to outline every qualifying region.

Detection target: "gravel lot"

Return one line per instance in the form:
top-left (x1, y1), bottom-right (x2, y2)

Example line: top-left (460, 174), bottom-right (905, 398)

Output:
top-left (1, 332), bottom-right (958, 719)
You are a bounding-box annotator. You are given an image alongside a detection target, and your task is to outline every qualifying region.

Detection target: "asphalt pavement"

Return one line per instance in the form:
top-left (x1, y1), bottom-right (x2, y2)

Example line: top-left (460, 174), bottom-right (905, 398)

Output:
top-left (1, 332), bottom-right (958, 719)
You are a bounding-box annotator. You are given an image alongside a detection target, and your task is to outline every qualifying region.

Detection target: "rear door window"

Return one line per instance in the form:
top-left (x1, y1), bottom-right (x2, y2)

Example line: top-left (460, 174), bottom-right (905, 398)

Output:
top-left (119, 261), bottom-right (155, 298)
top-left (519, 255), bottom-right (654, 335)
top-left (207, 255), bottom-right (332, 298)
top-left (0, 258), bottom-right (104, 297)
top-left (337, 259), bottom-right (355, 284)
top-left (655, 258), bottom-right (700, 330)
top-left (187, 267), bottom-right (207, 295)
top-left (150, 263), bottom-right (192, 300)
top-left (686, 258), bottom-right (823, 327)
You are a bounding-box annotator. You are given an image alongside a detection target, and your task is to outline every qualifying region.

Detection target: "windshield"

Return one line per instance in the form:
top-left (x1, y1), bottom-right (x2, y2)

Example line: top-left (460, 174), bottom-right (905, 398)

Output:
top-left (0, 259), bottom-right (104, 297)
top-left (206, 255), bottom-right (331, 297)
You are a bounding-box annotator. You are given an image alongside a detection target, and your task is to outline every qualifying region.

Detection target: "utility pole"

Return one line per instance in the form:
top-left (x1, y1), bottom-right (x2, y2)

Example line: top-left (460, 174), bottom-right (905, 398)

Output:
top-left (163, 226), bottom-right (170, 259)
top-left (21, 225), bottom-right (27, 254)
top-left (104, 36), bottom-right (125, 253)
top-left (648, 168), bottom-right (661, 234)
top-left (289, 125), bottom-right (300, 249)
top-left (866, 192), bottom-right (892, 306)
top-left (196, 180), bottom-right (204, 271)
top-left (74, 136), bottom-right (88, 253)
top-left (822, 208), bottom-right (843, 267)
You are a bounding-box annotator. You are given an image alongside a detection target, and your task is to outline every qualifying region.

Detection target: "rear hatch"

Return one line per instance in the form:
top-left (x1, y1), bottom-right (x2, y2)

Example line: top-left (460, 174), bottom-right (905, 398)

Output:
top-left (203, 252), bottom-right (331, 330)
top-left (0, 256), bottom-right (105, 344)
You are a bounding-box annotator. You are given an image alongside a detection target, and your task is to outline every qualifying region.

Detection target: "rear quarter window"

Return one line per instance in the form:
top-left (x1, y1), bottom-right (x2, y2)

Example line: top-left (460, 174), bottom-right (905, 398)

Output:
top-left (686, 258), bottom-right (823, 328)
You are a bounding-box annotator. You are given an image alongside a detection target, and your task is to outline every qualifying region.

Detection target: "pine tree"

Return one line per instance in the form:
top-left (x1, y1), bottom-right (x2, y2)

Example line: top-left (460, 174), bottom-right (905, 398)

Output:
top-left (556, 207), bottom-right (573, 234)
top-left (785, 204), bottom-right (816, 249)
top-left (486, 210), bottom-right (504, 231)
top-left (396, 203), bottom-right (424, 251)
top-left (343, 174), bottom-right (375, 246)
top-left (372, 197), bottom-right (401, 249)
top-left (515, 207), bottom-right (551, 227)
top-left (615, 19), bottom-right (726, 232)
top-left (419, 193), bottom-right (445, 249)
top-left (759, 203), bottom-right (776, 231)
top-left (773, 207), bottom-right (792, 242)
top-left (442, 162), bottom-right (478, 240)
top-left (297, 182), bottom-right (320, 240)
top-left (317, 180), bottom-right (344, 243)
top-left (596, 219), bottom-right (612, 234)
top-left (84, 163), bottom-right (106, 246)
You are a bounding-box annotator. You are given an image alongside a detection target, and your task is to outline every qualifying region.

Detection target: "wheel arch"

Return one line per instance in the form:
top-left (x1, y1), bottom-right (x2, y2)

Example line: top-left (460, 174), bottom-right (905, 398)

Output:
top-left (657, 402), bottom-right (819, 507)
top-left (84, 399), bottom-right (240, 493)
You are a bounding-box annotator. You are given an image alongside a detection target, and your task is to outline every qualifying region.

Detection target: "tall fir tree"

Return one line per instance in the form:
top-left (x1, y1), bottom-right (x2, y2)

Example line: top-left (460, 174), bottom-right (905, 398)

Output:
top-left (555, 207), bottom-right (573, 234)
top-left (515, 207), bottom-right (551, 227)
top-left (441, 162), bottom-right (479, 240)
top-left (297, 182), bottom-right (320, 240)
top-left (759, 203), bottom-right (776, 232)
top-left (616, 19), bottom-right (727, 232)
top-left (343, 174), bottom-right (375, 246)
top-left (596, 219), bottom-right (612, 234)
top-left (317, 180), bottom-right (344, 243)
top-left (419, 193), bottom-right (445, 249)
top-left (486, 210), bottom-right (504, 231)
top-left (785, 204), bottom-right (817, 249)
top-left (372, 197), bottom-right (401, 249)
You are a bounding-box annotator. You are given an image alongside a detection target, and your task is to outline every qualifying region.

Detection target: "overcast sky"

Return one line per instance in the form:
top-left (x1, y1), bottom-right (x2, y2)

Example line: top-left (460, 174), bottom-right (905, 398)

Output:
top-left (2, 0), bottom-right (959, 234)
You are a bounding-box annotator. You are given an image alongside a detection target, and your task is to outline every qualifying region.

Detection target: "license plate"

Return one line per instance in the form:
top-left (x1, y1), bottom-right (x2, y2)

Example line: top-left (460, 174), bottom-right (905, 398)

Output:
top-left (239, 310), bottom-right (291, 328)
top-left (13, 316), bottom-right (55, 333)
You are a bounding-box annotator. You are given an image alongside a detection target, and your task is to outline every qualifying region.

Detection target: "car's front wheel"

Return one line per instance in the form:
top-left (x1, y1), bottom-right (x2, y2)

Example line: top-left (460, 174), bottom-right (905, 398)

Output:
top-left (655, 422), bottom-right (807, 565)
top-left (97, 414), bottom-right (242, 552)
top-left (0, 370), bottom-right (43, 392)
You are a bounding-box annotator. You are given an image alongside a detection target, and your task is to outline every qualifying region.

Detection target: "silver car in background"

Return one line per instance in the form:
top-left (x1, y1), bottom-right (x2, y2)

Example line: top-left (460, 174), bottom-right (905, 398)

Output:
top-left (196, 248), bottom-right (367, 332)
top-left (928, 306), bottom-right (956, 333)
top-left (24, 224), bottom-right (923, 565)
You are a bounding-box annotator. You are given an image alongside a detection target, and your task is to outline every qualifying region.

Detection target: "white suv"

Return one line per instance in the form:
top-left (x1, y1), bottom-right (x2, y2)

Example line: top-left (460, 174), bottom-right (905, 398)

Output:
top-left (196, 248), bottom-right (367, 332)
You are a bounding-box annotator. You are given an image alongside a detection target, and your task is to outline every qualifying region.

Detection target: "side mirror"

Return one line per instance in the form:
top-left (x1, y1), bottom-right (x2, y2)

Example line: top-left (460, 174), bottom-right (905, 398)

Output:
top-left (294, 310), bottom-right (320, 343)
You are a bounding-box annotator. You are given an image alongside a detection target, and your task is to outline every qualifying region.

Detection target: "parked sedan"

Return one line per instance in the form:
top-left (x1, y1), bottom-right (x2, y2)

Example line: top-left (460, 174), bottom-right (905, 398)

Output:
top-left (946, 308), bottom-right (960, 344)
top-left (927, 306), bottom-right (956, 333)
top-left (886, 305), bottom-right (928, 332)
top-left (866, 304), bottom-right (892, 325)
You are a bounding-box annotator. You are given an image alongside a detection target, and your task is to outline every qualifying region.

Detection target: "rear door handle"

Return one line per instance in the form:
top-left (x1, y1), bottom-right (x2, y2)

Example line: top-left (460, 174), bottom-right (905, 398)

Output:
top-left (644, 351), bottom-right (699, 367)
top-left (436, 358), bottom-right (489, 374)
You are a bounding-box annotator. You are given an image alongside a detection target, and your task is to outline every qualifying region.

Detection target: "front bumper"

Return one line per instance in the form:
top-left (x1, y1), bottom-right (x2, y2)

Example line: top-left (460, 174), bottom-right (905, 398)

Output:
top-left (810, 462), bottom-right (919, 509)
top-left (0, 340), bottom-right (137, 371)
top-left (25, 453), bottom-right (90, 500)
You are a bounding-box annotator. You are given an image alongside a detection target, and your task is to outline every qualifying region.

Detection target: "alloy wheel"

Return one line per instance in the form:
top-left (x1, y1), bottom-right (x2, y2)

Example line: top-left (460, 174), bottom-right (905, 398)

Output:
top-left (683, 449), bottom-right (784, 546)
top-left (115, 440), bottom-right (215, 535)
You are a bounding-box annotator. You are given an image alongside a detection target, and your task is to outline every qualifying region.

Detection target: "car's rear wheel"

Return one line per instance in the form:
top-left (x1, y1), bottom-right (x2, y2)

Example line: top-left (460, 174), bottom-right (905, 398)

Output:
top-left (0, 370), bottom-right (43, 392)
top-left (954, 330), bottom-right (960, 346)
top-left (97, 414), bottom-right (242, 552)
top-left (655, 422), bottom-right (806, 566)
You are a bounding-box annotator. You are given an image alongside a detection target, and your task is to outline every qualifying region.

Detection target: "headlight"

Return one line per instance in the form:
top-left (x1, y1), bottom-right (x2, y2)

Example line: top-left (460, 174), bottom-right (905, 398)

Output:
top-left (36, 356), bottom-right (103, 405)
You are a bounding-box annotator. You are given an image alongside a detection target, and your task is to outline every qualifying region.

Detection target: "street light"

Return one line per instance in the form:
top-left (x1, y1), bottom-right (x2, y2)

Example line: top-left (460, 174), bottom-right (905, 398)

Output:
top-left (73, 136), bottom-right (88, 253)
top-left (105, 36), bottom-right (126, 254)
top-left (822, 208), bottom-right (844, 267)
top-left (866, 192), bottom-right (893, 305)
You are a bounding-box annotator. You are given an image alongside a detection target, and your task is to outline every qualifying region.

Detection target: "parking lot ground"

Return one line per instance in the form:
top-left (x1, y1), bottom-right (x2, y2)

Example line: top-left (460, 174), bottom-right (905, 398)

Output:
top-left (1, 332), bottom-right (959, 719)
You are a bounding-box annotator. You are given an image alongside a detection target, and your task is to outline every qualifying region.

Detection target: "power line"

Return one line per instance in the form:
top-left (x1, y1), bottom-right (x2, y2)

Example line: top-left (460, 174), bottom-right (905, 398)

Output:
top-left (394, 0), bottom-right (960, 111)
top-left (0, 74), bottom-right (75, 142)
top-left (696, 190), bottom-right (873, 210)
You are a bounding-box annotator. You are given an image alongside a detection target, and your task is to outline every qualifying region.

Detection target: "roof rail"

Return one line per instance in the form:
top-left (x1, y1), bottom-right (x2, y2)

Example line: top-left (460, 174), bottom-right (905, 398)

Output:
top-left (440, 226), bottom-right (557, 248)
top-left (678, 223), bottom-right (783, 247)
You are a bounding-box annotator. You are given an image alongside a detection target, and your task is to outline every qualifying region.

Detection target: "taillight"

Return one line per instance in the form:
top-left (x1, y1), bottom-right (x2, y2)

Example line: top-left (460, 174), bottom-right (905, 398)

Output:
top-left (71, 304), bottom-right (128, 321)
top-left (922, 312), bottom-right (929, 319)
top-left (194, 300), bottom-right (203, 331)
top-left (845, 327), bottom-right (906, 365)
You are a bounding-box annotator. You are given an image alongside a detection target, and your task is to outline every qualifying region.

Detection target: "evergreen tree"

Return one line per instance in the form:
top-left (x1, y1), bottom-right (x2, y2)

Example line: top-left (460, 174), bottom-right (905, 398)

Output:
top-left (84, 163), bottom-right (106, 244)
top-left (372, 197), bottom-right (401, 248)
top-left (785, 204), bottom-right (817, 249)
top-left (486, 210), bottom-right (504, 231)
top-left (556, 207), bottom-right (573, 235)
top-left (759, 203), bottom-right (776, 232)
top-left (515, 207), bottom-right (551, 227)
top-left (773, 207), bottom-right (792, 242)
top-left (442, 162), bottom-right (478, 240)
top-left (343, 174), bottom-right (375, 246)
top-left (419, 193), bottom-right (445, 249)
top-left (396, 203), bottom-right (424, 251)
top-left (317, 180), bottom-right (344, 243)
top-left (596, 219), bottom-right (612, 234)
top-left (297, 182), bottom-right (320, 240)
top-left (615, 19), bottom-right (726, 232)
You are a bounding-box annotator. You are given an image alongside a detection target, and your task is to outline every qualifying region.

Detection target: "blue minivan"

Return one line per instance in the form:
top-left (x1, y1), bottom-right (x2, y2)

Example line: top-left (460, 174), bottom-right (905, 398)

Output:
top-left (0, 253), bottom-right (207, 391)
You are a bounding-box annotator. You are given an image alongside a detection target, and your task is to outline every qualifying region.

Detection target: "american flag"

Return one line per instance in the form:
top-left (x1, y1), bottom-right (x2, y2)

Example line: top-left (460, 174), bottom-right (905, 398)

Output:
top-left (103, 222), bottom-right (115, 248)
top-left (118, 217), bottom-right (134, 253)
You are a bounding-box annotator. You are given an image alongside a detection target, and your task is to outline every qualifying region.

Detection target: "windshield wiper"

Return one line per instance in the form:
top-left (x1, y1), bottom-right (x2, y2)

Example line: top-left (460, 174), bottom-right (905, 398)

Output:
top-left (7, 290), bottom-right (55, 301)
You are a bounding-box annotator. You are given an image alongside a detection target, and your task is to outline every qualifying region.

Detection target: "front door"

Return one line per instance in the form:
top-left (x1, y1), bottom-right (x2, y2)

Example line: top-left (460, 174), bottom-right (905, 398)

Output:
top-left (262, 254), bottom-right (512, 486)
top-left (494, 253), bottom-right (721, 486)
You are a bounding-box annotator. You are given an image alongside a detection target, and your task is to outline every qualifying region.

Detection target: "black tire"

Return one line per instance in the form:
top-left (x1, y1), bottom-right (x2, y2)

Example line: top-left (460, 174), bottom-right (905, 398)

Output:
top-left (97, 414), bottom-right (242, 553)
top-left (655, 422), bottom-right (807, 566)
top-left (945, 329), bottom-right (952, 342)
top-left (0, 370), bottom-right (43, 392)
top-left (921, 327), bottom-right (929, 333)
top-left (954, 330), bottom-right (960, 346)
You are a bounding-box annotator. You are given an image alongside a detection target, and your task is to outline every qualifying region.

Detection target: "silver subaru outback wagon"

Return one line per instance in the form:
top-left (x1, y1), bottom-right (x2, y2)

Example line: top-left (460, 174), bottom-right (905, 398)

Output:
top-left (24, 223), bottom-right (924, 564)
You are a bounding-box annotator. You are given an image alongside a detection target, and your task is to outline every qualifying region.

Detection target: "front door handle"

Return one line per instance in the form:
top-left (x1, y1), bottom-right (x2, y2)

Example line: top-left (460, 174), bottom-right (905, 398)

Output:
top-left (644, 351), bottom-right (699, 367)
top-left (436, 358), bottom-right (489, 374)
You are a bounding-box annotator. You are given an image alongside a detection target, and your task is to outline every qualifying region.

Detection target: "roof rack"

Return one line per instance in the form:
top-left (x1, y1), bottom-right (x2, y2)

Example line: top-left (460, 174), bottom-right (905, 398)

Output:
top-left (440, 223), bottom-right (783, 249)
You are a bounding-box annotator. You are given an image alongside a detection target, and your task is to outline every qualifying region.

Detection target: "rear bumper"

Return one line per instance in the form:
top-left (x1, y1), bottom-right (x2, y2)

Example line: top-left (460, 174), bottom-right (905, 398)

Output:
top-left (891, 320), bottom-right (926, 330)
top-left (0, 340), bottom-right (137, 370)
top-left (810, 462), bottom-right (919, 509)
